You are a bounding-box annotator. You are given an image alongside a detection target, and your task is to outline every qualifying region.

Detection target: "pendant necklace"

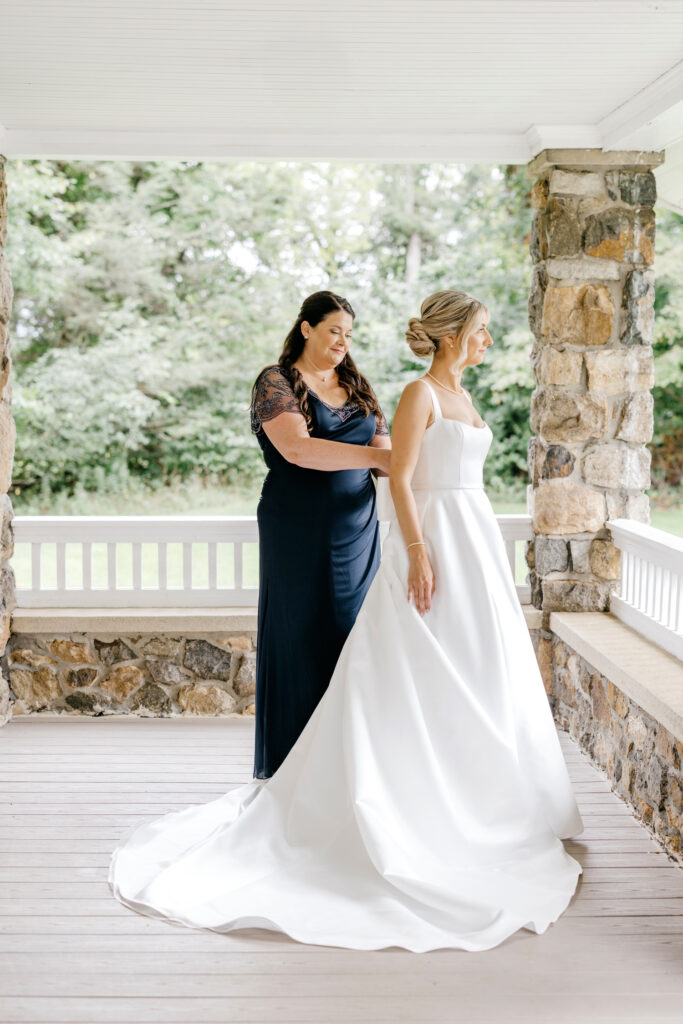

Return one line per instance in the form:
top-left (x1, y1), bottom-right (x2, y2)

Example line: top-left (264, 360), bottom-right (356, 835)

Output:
top-left (301, 352), bottom-right (335, 384)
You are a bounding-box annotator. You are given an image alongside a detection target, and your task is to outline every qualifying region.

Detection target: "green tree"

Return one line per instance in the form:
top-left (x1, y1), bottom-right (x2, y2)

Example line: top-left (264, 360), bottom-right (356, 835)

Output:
top-left (6, 159), bottom-right (681, 508)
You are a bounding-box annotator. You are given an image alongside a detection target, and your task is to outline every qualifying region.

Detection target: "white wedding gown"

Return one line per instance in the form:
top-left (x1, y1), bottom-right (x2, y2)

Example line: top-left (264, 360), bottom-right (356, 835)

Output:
top-left (109, 378), bottom-right (584, 953)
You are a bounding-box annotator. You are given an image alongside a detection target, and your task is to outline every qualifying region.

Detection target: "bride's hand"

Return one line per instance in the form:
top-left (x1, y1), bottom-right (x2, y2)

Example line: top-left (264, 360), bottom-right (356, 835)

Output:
top-left (407, 547), bottom-right (435, 616)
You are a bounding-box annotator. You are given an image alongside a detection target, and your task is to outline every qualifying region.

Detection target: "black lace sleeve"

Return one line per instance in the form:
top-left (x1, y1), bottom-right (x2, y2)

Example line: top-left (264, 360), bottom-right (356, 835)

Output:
top-left (250, 365), bottom-right (303, 434)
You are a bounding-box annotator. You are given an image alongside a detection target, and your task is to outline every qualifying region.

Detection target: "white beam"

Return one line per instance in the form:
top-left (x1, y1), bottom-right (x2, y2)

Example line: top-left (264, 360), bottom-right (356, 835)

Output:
top-left (653, 136), bottom-right (683, 213)
top-left (0, 130), bottom-right (531, 163)
top-left (526, 125), bottom-right (603, 154)
top-left (600, 59), bottom-right (683, 151)
top-left (2, 125), bottom-right (672, 168)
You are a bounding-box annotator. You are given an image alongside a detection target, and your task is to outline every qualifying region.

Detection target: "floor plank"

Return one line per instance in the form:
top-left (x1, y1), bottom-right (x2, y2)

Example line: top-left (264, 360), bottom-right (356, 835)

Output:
top-left (1, 993), bottom-right (682, 1023)
top-left (2, 969), bottom-right (683, 998)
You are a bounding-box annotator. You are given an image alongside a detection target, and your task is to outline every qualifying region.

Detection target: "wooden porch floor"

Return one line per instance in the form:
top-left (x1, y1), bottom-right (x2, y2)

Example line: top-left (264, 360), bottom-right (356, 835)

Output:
top-left (1, 716), bottom-right (682, 1023)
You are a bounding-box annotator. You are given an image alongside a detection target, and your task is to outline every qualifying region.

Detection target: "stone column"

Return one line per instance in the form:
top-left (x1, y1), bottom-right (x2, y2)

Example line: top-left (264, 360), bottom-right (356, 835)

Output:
top-left (525, 148), bottom-right (664, 615)
top-left (0, 155), bottom-right (16, 725)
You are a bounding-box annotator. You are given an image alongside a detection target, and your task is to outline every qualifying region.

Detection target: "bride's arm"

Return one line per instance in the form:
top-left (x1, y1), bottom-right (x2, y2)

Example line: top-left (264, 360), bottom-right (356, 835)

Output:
top-left (388, 381), bottom-right (436, 616)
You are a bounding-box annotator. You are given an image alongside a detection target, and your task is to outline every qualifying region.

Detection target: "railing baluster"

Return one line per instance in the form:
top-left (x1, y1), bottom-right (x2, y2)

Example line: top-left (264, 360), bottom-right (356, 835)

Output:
top-left (208, 542), bottom-right (217, 593)
top-left (159, 542), bottom-right (167, 591)
top-left (647, 558), bottom-right (655, 616)
top-left (56, 542), bottom-right (66, 595)
top-left (235, 542), bottom-right (243, 590)
top-left (107, 542), bottom-right (117, 591)
top-left (82, 543), bottom-right (92, 591)
top-left (183, 542), bottom-right (192, 592)
top-left (654, 564), bottom-right (663, 624)
top-left (132, 542), bottom-right (142, 593)
top-left (667, 570), bottom-right (677, 631)
top-left (626, 548), bottom-right (634, 602)
top-left (618, 549), bottom-right (625, 602)
top-left (505, 539), bottom-right (515, 577)
top-left (31, 542), bottom-right (41, 593)
top-left (659, 567), bottom-right (669, 627)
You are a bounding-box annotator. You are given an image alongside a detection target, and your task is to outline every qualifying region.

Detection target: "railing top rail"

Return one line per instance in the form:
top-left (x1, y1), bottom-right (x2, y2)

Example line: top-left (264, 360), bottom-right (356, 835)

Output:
top-left (12, 515), bottom-right (535, 547)
top-left (13, 515), bottom-right (259, 524)
top-left (607, 516), bottom-right (683, 569)
top-left (13, 515), bottom-right (260, 544)
top-left (492, 514), bottom-right (534, 538)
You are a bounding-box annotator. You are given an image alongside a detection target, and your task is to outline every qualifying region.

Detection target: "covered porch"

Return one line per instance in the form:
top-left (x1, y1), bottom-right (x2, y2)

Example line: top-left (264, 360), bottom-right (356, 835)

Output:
top-left (0, 0), bottom-right (682, 1018)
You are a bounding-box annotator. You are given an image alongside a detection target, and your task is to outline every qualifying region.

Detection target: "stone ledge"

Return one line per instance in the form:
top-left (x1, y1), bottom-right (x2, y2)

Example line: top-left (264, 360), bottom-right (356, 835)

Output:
top-left (549, 610), bottom-right (683, 743)
top-left (11, 607), bottom-right (259, 635)
top-left (526, 148), bottom-right (665, 177)
top-left (11, 603), bottom-right (543, 635)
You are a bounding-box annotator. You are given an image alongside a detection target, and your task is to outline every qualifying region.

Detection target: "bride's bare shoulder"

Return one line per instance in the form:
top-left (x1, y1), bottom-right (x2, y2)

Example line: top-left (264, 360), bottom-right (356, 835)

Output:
top-left (398, 378), bottom-right (431, 407)
top-left (394, 378), bottom-right (433, 428)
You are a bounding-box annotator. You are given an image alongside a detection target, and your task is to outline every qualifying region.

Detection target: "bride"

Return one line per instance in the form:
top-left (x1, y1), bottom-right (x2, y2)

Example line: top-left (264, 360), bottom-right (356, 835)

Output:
top-left (109, 289), bottom-right (584, 953)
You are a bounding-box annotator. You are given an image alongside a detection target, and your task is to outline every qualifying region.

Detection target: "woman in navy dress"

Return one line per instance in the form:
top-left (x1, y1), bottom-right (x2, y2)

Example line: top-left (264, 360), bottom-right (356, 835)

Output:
top-left (249, 291), bottom-right (391, 778)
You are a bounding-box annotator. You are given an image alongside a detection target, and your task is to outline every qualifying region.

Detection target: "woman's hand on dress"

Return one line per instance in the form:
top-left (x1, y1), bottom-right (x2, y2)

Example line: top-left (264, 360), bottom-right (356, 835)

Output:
top-left (407, 547), bottom-right (435, 616)
top-left (373, 448), bottom-right (391, 476)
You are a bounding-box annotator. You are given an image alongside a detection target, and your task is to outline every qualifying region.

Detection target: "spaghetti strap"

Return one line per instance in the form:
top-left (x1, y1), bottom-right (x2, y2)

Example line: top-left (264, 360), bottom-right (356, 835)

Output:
top-left (416, 377), bottom-right (442, 422)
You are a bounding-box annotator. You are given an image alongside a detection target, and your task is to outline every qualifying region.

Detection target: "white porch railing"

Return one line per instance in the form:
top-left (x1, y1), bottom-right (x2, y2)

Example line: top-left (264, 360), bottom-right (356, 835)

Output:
top-left (495, 514), bottom-right (533, 605)
top-left (11, 514), bottom-right (534, 609)
top-left (607, 517), bottom-right (683, 662)
top-left (12, 514), bottom-right (682, 660)
top-left (11, 516), bottom-right (260, 608)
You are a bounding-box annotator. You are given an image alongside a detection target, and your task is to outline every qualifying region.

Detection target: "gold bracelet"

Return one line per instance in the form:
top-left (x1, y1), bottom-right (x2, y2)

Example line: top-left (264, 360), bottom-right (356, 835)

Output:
top-left (407, 541), bottom-right (425, 549)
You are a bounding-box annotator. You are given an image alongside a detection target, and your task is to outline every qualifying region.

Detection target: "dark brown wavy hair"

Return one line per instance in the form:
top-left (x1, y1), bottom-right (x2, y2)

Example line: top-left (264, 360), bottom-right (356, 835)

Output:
top-left (252, 290), bottom-right (382, 431)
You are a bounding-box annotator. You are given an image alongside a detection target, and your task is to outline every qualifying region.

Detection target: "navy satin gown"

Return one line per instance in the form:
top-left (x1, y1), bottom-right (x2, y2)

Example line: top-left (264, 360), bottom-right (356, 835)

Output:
top-left (250, 365), bottom-right (389, 779)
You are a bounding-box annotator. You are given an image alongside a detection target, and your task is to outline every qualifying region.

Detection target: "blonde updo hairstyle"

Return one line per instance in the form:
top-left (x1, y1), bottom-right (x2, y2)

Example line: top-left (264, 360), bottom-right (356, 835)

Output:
top-left (406, 290), bottom-right (488, 375)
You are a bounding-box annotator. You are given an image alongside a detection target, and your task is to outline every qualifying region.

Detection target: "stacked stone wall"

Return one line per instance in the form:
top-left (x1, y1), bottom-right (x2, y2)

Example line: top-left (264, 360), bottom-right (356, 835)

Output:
top-left (525, 150), bottom-right (663, 614)
top-left (5, 631), bottom-right (257, 717)
top-left (533, 628), bottom-right (682, 867)
top-left (0, 157), bottom-right (16, 726)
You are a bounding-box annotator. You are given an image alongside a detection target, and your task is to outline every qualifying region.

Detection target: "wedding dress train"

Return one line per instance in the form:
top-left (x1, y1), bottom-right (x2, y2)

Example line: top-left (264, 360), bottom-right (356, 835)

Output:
top-left (108, 378), bottom-right (584, 952)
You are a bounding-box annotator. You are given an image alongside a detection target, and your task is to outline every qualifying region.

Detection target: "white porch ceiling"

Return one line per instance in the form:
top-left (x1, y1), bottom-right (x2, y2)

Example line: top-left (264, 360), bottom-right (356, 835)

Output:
top-left (2, 0), bottom-right (683, 210)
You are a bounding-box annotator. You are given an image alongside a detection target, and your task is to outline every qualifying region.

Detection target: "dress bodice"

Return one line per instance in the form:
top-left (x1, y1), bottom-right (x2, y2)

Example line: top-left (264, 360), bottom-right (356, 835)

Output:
top-left (411, 378), bottom-right (492, 490)
top-left (377, 378), bottom-right (492, 519)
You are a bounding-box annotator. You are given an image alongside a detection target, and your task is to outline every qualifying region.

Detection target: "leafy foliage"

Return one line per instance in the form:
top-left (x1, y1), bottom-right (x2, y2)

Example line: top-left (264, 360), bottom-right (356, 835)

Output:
top-left (5, 159), bottom-right (681, 508)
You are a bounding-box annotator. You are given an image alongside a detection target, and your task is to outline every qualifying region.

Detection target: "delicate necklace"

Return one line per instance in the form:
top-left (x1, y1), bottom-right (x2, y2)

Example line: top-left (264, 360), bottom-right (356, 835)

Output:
top-left (300, 353), bottom-right (336, 384)
top-left (426, 370), bottom-right (465, 396)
